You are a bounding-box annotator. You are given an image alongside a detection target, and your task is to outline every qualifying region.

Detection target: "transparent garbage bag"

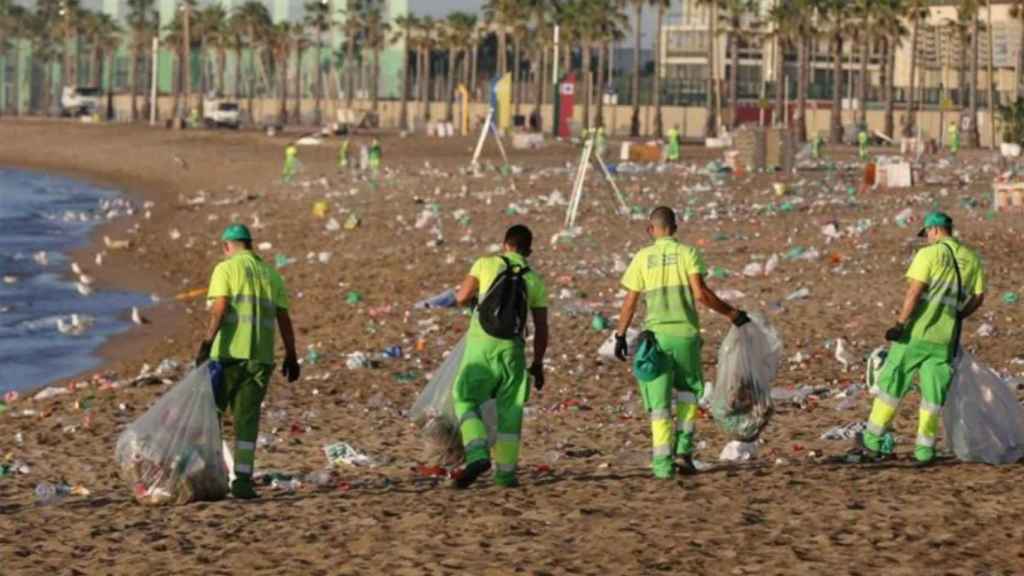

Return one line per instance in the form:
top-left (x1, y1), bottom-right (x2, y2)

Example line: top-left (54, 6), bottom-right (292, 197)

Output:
top-left (114, 363), bottom-right (228, 505)
top-left (710, 314), bottom-right (783, 441)
top-left (409, 335), bottom-right (496, 467)
top-left (943, 352), bottom-right (1024, 465)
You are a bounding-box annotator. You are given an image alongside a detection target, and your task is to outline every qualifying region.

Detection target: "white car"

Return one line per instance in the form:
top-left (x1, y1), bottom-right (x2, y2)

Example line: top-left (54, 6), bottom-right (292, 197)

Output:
top-left (61, 86), bottom-right (101, 116)
top-left (203, 100), bottom-right (241, 129)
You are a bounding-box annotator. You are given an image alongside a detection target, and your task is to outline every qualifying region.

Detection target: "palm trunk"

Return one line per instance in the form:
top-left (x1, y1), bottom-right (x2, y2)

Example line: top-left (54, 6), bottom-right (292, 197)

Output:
top-left (420, 47), bottom-right (430, 122)
top-left (883, 36), bottom-right (895, 138)
top-left (372, 45), bottom-right (380, 111)
top-left (446, 47), bottom-right (456, 121)
top-left (582, 41), bottom-right (592, 130)
top-left (774, 39), bottom-right (785, 128)
top-left (904, 16), bottom-right (919, 137)
top-left (91, 45), bottom-right (101, 87)
top-left (830, 33), bottom-right (842, 143)
top-left (172, 53), bottom-right (181, 119)
top-left (234, 46), bottom-right (243, 100)
top-left (729, 24), bottom-right (739, 129)
top-left (857, 32), bottom-right (868, 126)
top-left (279, 53), bottom-right (287, 125)
top-left (314, 30), bottom-right (322, 123)
top-left (797, 36), bottom-right (807, 142)
top-left (199, 38), bottom-right (207, 116)
top-left (131, 43), bottom-right (140, 120)
top-left (218, 47), bottom-right (226, 96)
top-left (705, 1), bottom-right (717, 137)
top-left (596, 42), bottom-right (606, 129)
top-left (470, 38), bottom-right (478, 98)
top-left (630, 2), bottom-right (642, 136)
top-left (498, 29), bottom-right (507, 77)
top-left (400, 42), bottom-right (409, 130)
top-left (968, 17), bottom-right (979, 148)
top-left (653, 1), bottom-right (664, 137)
top-left (292, 43), bottom-right (302, 125)
top-left (346, 25), bottom-right (355, 108)
top-left (513, 37), bottom-right (522, 116)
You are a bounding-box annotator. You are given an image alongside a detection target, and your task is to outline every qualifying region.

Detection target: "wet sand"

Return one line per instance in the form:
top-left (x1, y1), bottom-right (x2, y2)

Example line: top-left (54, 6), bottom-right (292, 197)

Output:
top-left (0, 118), bottom-right (1023, 575)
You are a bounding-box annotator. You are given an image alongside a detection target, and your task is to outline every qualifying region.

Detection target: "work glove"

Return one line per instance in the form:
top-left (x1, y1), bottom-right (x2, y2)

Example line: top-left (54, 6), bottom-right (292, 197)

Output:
top-left (884, 323), bottom-right (905, 342)
top-left (614, 332), bottom-right (628, 362)
top-left (282, 355), bottom-right (301, 383)
top-left (529, 362), bottom-right (545, 392)
top-left (195, 340), bottom-right (212, 368)
top-left (732, 310), bottom-right (751, 328)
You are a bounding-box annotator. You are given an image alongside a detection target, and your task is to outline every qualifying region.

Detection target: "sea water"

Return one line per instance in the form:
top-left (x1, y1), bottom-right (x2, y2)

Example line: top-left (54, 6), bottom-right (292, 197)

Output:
top-left (0, 168), bottom-right (150, 393)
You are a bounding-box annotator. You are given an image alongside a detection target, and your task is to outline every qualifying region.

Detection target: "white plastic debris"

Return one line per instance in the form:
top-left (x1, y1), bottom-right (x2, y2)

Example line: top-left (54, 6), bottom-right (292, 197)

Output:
top-left (718, 440), bottom-right (758, 462)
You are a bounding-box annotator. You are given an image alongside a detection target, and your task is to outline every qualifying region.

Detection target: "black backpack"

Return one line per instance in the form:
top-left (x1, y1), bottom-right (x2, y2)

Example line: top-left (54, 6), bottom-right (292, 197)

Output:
top-left (477, 256), bottom-right (531, 340)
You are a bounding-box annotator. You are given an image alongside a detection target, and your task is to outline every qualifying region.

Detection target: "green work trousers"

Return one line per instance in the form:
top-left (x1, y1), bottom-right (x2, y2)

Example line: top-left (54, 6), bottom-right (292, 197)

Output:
top-left (213, 359), bottom-right (272, 482)
top-left (452, 337), bottom-right (529, 487)
top-left (863, 341), bottom-right (953, 462)
top-left (667, 140), bottom-right (680, 162)
top-left (282, 157), bottom-right (297, 183)
top-left (638, 331), bottom-right (703, 478)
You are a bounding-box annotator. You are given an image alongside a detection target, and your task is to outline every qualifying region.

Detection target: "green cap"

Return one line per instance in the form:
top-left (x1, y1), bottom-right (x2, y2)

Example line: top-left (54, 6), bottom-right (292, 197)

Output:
top-left (918, 211), bottom-right (953, 237)
top-left (221, 224), bottom-right (252, 242)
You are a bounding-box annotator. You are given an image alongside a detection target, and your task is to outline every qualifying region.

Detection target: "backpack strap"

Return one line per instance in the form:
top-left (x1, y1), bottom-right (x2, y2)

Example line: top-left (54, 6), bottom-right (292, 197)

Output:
top-left (498, 255), bottom-right (530, 276)
top-left (939, 241), bottom-right (964, 360)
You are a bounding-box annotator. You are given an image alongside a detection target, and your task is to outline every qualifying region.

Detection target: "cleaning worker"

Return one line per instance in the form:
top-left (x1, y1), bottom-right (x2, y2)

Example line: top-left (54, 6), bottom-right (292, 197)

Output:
top-left (368, 139), bottom-right (381, 176)
top-left (337, 139), bottom-right (350, 171)
top-left (195, 224), bottom-right (301, 499)
top-left (614, 206), bottom-right (749, 479)
top-left (595, 126), bottom-right (608, 158)
top-left (858, 211), bottom-right (986, 464)
top-left (282, 144), bottom-right (298, 183)
top-left (811, 134), bottom-right (824, 161)
top-left (948, 121), bottom-right (960, 155)
top-left (666, 126), bottom-right (681, 162)
top-left (451, 225), bottom-right (549, 489)
top-left (858, 127), bottom-right (870, 161)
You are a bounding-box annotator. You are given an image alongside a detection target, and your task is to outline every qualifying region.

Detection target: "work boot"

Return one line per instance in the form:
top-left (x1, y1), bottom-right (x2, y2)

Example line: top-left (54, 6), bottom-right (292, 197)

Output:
top-left (453, 459), bottom-right (491, 490)
top-left (675, 454), bottom-right (698, 476)
top-left (231, 478), bottom-right (260, 500)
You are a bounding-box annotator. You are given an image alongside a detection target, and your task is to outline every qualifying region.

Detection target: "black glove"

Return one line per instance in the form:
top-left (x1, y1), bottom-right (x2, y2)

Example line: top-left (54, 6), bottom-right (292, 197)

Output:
top-left (885, 323), bottom-right (905, 342)
top-left (732, 310), bottom-right (751, 327)
top-left (195, 340), bottom-right (212, 367)
top-left (614, 333), bottom-right (628, 361)
top-left (282, 355), bottom-right (301, 383)
top-left (529, 362), bottom-right (545, 391)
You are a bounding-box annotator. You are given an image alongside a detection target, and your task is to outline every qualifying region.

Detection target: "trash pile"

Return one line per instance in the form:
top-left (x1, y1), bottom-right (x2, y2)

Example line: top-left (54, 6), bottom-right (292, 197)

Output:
top-left (114, 364), bottom-right (228, 505)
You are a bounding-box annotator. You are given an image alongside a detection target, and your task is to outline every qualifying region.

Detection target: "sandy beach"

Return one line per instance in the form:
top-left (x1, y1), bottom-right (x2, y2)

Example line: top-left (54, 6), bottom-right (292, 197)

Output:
top-left (1, 118), bottom-right (1023, 575)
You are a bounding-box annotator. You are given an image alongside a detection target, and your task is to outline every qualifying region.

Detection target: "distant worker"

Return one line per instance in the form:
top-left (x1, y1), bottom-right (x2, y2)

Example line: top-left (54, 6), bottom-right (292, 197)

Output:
top-left (858, 212), bottom-right (985, 465)
top-left (337, 139), bottom-right (350, 171)
top-left (614, 207), bottom-right (750, 479)
top-left (282, 144), bottom-right (298, 183)
top-left (948, 121), bottom-right (960, 155)
top-left (595, 127), bottom-right (608, 158)
top-left (811, 134), bottom-right (824, 161)
top-left (858, 128), bottom-right (870, 161)
top-left (451, 225), bottom-right (549, 489)
top-left (368, 139), bottom-right (382, 176)
top-left (666, 126), bottom-right (681, 162)
top-left (195, 224), bottom-right (301, 499)
top-left (189, 107), bottom-right (201, 129)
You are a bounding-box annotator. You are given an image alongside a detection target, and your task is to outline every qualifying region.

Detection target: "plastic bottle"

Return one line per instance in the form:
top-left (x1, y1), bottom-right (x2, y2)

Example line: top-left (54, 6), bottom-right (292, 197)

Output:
top-left (35, 482), bottom-right (70, 504)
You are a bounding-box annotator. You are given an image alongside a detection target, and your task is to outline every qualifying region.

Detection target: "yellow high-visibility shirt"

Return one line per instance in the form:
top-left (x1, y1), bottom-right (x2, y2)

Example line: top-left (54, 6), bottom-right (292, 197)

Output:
top-left (622, 237), bottom-right (707, 337)
top-left (207, 251), bottom-right (289, 364)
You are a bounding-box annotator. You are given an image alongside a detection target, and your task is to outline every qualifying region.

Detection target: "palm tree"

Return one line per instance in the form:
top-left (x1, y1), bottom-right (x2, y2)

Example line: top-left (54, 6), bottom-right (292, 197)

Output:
top-left (416, 16), bottom-right (436, 124)
top-left (393, 13), bottom-right (417, 130)
top-left (877, 0), bottom-right (907, 138)
top-left (265, 21), bottom-right (291, 125)
top-left (721, 0), bottom-right (759, 130)
top-left (619, 0), bottom-right (648, 136)
top-left (523, 0), bottom-right (550, 128)
top-left (126, 0), bottom-right (155, 121)
top-left (28, 1), bottom-right (62, 115)
top-left (361, 3), bottom-right (392, 112)
top-left (853, 0), bottom-right (877, 128)
top-left (1011, 0), bottom-right (1024, 101)
top-left (959, 0), bottom-right (981, 148)
top-left (816, 0), bottom-right (849, 143)
top-left (339, 0), bottom-right (360, 108)
top-left (902, 0), bottom-right (928, 136)
top-left (58, 0), bottom-right (82, 88)
top-left (651, 0), bottom-right (671, 137)
top-left (305, 0), bottom-right (331, 124)
top-left (0, 0), bottom-right (28, 115)
top-left (80, 11), bottom-right (120, 88)
top-left (291, 24), bottom-right (308, 125)
top-left (594, 2), bottom-right (628, 130)
top-left (233, 1), bottom-right (271, 123)
top-left (695, 0), bottom-right (720, 137)
top-left (195, 4), bottom-right (227, 113)
top-left (768, 0), bottom-right (798, 130)
top-left (443, 12), bottom-right (475, 122)
top-left (483, 0), bottom-right (516, 79)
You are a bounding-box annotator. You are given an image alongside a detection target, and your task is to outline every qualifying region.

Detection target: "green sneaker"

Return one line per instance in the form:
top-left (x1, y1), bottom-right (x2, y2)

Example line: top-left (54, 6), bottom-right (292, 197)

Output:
top-left (231, 478), bottom-right (260, 500)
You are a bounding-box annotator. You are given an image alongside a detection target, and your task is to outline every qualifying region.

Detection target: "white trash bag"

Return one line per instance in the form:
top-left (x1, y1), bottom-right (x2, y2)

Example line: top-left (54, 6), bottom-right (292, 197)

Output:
top-left (943, 352), bottom-right (1024, 465)
top-left (409, 336), bottom-right (496, 467)
top-left (710, 314), bottom-right (783, 441)
top-left (114, 363), bottom-right (228, 505)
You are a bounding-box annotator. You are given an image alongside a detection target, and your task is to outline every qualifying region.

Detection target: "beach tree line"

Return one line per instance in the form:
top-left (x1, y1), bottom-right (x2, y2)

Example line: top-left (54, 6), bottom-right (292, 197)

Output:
top-left (0, 0), bottom-right (1014, 146)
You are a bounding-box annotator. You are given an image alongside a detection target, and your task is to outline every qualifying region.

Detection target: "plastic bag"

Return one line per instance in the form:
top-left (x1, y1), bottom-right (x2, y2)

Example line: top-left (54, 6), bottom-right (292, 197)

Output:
top-left (943, 352), bottom-right (1024, 465)
top-left (114, 363), bottom-right (228, 505)
top-left (710, 314), bottom-right (782, 441)
top-left (409, 336), bottom-right (496, 467)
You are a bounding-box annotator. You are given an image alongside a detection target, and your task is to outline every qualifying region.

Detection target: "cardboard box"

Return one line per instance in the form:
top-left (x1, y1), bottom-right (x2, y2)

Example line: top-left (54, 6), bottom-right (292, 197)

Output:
top-left (628, 143), bottom-right (663, 163)
top-left (994, 182), bottom-right (1024, 212)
